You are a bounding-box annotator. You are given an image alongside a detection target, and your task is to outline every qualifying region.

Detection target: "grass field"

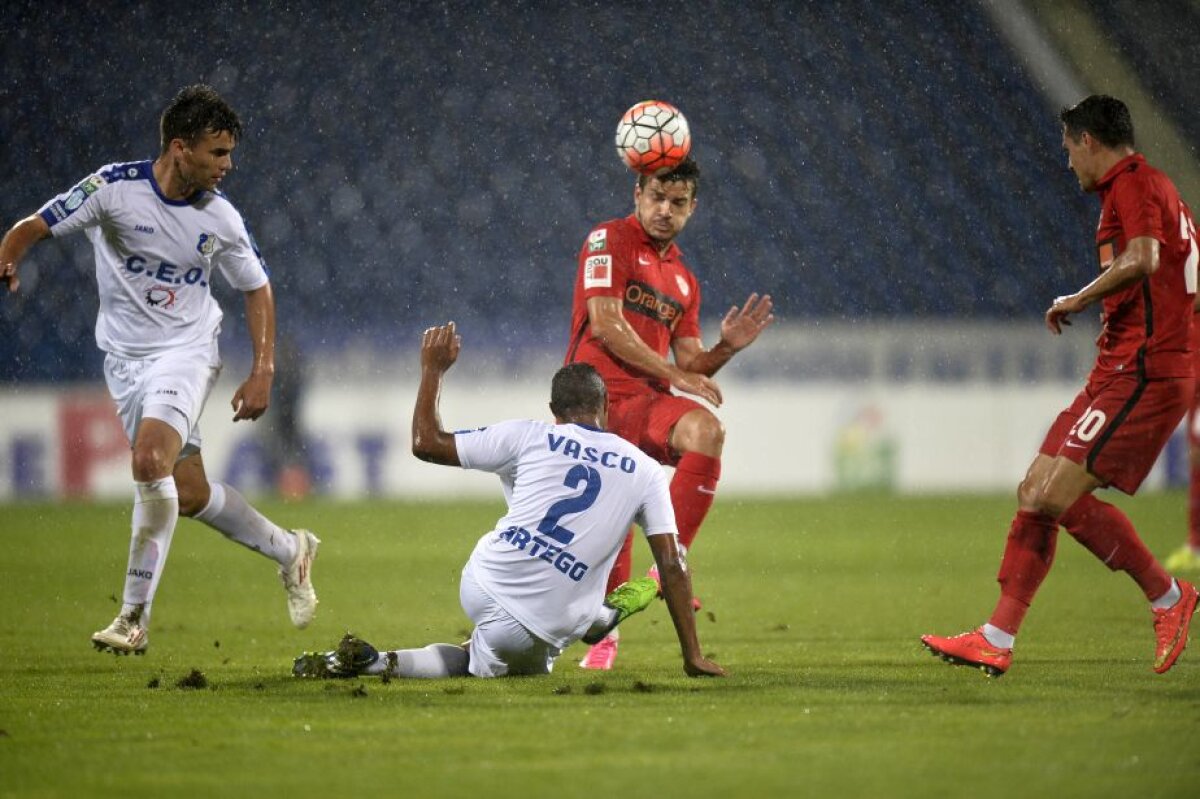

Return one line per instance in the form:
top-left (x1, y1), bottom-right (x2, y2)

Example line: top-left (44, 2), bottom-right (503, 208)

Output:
top-left (1, 493), bottom-right (1198, 798)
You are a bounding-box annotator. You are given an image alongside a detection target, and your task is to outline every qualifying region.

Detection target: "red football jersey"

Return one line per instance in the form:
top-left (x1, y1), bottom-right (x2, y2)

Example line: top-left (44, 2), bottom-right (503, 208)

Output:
top-left (1091, 153), bottom-right (1198, 381)
top-left (565, 214), bottom-right (702, 396)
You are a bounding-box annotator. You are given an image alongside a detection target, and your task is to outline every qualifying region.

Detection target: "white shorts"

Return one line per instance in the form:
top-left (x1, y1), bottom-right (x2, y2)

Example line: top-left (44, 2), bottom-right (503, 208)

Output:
top-left (459, 564), bottom-right (562, 678)
top-left (103, 343), bottom-right (221, 456)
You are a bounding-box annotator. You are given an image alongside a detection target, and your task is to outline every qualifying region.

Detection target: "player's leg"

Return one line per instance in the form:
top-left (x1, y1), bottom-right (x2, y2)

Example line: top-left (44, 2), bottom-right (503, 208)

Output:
top-left (921, 453), bottom-right (1071, 676)
top-left (292, 632), bottom-right (469, 679)
top-left (92, 417), bottom-right (184, 655)
top-left (180, 453), bottom-right (320, 628)
top-left (666, 406), bottom-right (724, 550)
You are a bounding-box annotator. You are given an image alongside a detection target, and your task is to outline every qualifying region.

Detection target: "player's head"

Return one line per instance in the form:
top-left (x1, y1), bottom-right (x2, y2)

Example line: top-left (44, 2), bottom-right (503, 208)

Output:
top-left (549, 364), bottom-right (608, 427)
top-left (159, 85), bottom-right (242, 192)
top-left (634, 157), bottom-right (699, 247)
top-left (1059, 95), bottom-right (1135, 192)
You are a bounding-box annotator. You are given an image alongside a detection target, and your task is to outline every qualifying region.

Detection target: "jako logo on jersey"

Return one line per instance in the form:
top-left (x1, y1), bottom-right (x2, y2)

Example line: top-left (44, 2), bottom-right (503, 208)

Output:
top-left (625, 280), bottom-right (683, 327)
top-left (546, 433), bottom-right (636, 473)
top-left (587, 228), bottom-right (607, 252)
top-left (145, 286), bottom-right (177, 309)
top-left (584, 255), bottom-right (612, 289)
top-left (135, 224), bottom-right (155, 234)
top-left (196, 233), bottom-right (216, 256)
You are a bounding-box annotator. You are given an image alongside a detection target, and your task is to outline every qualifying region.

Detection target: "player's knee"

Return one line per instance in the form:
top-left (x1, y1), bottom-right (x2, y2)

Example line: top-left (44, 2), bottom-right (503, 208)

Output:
top-left (130, 445), bottom-right (172, 482)
top-left (676, 411), bottom-right (725, 455)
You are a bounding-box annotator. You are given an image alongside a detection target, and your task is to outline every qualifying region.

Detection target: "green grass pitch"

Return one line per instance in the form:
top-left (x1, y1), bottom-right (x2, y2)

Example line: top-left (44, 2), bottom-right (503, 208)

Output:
top-left (1, 493), bottom-right (1198, 797)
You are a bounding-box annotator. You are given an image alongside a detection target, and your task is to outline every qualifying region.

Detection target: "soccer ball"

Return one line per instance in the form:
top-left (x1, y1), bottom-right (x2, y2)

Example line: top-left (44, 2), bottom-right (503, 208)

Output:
top-left (614, 100), bottom-right (691, 175)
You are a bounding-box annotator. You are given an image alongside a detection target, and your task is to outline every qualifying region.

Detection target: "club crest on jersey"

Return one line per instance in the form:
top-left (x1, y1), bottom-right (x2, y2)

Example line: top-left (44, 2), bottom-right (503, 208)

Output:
top-left (584, 255), bottom-right (612, 288)
top-left (196, 233), bottom-right (215, 256)
top-left (145, 286), bottom-right (177, 309)
top-left (587, 228), bottom-right (608, 252)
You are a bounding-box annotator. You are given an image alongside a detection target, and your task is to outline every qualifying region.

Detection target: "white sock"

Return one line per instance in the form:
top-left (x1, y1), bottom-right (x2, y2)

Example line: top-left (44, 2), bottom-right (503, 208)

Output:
top-left (194, 481), bottom-right (296, 565)
top-left (121, 477), bottom-right (180, 628)
top-left (1152, 579), bottom-right (1181, 610)
top-left (377, 644), bottom-right (470, 678)
top-left (583, 606), bottom-right (619, 641)
top-left (981, 623), bottom-right (1015, 649)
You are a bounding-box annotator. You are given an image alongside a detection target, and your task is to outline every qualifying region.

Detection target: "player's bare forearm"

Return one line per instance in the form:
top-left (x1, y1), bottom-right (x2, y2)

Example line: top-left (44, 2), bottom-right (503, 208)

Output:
top-left (649, 534), bottom-right (725, 677)
top-left (231, 284), bottom-right (276, 421)
top-left (676, 293), bottom-right (774, 376)
top-left (1046, 237), bottom-right (1158, 334)
top-left (588, 297), bottom-right (677, 382)
top-left (411, 323), bottom-right (461, 466)
top-left (0, 215), bottom-right (51, 293)
top-left (587, 297), bottom-right (723, 405)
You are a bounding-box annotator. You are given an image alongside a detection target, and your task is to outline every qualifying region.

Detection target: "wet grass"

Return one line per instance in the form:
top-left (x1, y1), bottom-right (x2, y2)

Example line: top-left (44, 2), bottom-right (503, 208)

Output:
top-left (1, 494), bottom-right (1198, 797)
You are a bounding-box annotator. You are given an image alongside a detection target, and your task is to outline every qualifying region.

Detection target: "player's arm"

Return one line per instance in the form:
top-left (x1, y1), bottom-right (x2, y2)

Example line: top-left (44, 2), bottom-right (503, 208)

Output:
top-left (231, 283), bottom-right (276, 421)
top-left (1046, 236), bottom-right (1159, 334)
top-left (411, 322), bottom-right (462, 466)
top-left (647, 532), bottom-right (725, 677)
top-left (673, 292), bottom-right (775, 376)
top-left (0, 215), bottom-right (51, 293)
top-left (586, 295), bottom-right (723, 406)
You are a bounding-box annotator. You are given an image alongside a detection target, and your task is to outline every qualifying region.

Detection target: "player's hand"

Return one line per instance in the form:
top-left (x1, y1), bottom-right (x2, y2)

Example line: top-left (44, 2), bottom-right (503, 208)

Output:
top-left (1045, 293), bottom-right (1086, 335)
top-left (671, 370), bottom-right (723, 407)
top-left (231, 371), bottom-right (272, 421)
top-left (421, 322), bottom-right (461, 372)
top-left (684, 656), bottom-right (726, 678)
top-left (720, 292), bottom-right (774, 351)
top-left (0, 261), bottom-right (18, 293)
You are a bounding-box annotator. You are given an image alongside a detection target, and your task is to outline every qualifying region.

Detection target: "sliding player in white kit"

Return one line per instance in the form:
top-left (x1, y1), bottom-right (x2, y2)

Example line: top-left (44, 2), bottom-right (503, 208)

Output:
top-left (0, 85), bottom-right (318, 654)
top-left (293, 323), bottom-right (724, 679)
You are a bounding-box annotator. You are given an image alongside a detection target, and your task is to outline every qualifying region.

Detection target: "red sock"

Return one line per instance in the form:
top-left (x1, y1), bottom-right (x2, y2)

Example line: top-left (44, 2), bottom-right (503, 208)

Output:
top-left (671, 453), bottom-right (721, 550)
top-left (605, 528), bottom-right (635, 594)
top-left (1058, 493), bottom-right (1171, 601)
top-left (989, 510), bottom-right (1058, 635)
top-left (1189, 459), bottom-right (1200, 549)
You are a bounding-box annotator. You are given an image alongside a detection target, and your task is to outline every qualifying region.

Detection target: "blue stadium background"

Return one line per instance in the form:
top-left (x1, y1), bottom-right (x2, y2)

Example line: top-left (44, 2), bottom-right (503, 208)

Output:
top-left (2, 0), bottom-right (1195, 381)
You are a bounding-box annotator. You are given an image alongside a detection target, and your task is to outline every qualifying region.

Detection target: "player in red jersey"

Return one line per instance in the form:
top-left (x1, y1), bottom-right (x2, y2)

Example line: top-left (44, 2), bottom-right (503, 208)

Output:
top-left (1165, 317), bottom-right (1200, 573)
top-left (565, 157), bottom-right (774, 669)
top-left (922, 95), bottom-right (1199, 677)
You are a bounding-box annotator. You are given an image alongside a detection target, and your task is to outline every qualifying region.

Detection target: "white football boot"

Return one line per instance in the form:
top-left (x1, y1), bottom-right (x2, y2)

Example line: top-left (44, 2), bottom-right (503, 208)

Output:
top-left (91, 611), bottom-right (149, 655)
top-left (280, 529), bottom-right (320, 628)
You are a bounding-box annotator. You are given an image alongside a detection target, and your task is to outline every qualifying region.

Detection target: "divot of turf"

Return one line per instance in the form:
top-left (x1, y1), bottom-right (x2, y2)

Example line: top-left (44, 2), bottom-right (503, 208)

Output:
top-left (583, 682), bottom-right (606, 695)
top-left (175, 669), bottom-right (207, 690)
top-left (631, 680), bottom-right (657, 693)
top-left (146, 677), bottom-right (160, 689)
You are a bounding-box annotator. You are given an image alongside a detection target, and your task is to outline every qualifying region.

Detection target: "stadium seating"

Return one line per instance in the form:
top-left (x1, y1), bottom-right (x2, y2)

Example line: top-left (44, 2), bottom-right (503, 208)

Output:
top-left (0, 0), bottom-right (1124, 380)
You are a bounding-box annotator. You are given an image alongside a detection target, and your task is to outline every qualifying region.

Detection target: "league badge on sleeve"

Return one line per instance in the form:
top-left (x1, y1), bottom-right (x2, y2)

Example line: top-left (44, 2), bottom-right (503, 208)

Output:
top-left (587, 228), bottom-right (608, 253)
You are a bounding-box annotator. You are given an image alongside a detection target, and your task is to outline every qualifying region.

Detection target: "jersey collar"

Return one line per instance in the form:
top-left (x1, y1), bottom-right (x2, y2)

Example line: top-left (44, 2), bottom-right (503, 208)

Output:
top-left (149, 161), bottom-right (206, 207)
top-left (1096, 152), bottom-right (1145, 191)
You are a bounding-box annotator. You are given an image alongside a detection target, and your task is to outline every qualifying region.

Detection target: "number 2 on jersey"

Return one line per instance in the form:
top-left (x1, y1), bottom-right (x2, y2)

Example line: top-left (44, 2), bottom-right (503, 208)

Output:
top-left (537, 465), bottom-right (602, 545)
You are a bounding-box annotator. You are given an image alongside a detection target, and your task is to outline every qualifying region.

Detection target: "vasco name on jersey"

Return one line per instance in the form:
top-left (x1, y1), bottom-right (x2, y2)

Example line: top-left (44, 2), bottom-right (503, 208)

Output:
top-left (123, 255), bottom-right (209, 288)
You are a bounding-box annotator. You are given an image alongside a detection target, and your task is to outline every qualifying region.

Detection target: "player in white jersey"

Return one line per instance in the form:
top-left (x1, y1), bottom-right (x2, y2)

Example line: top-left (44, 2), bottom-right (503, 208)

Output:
top-left (0, 85), bottom-right (319, 654)
top-left (293, 323), bottom-right (725, 679)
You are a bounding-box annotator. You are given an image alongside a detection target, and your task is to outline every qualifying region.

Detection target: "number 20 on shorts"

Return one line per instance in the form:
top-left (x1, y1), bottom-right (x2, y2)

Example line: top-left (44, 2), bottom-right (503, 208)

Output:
top-left (1070, 408), bottom-right (1108, 442)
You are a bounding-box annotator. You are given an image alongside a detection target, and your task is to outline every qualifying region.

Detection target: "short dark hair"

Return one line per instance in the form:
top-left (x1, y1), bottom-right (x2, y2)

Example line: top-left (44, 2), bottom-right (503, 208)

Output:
top-left (160, 84), bottom-right (243, 152)
top-left (1060, 95), bottom-right (1135, 149)
top-left (549, 363), bottom-right (607, 419)
top-left (637, 156), bottom-right (701, 198)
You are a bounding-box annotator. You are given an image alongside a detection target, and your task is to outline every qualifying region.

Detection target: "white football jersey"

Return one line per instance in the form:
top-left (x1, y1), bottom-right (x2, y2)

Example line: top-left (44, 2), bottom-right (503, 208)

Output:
top-left (457, 419), bottom-right (677, 648)
top-left (38, 161), bottom-right (269, 359)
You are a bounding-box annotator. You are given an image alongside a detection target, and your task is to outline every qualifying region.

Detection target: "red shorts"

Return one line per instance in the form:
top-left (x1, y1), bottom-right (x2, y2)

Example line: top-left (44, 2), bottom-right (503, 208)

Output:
top-left (605, 391), bottom-right (705, 466)
top-left (1040, 374), bottom-right (1193, 494)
